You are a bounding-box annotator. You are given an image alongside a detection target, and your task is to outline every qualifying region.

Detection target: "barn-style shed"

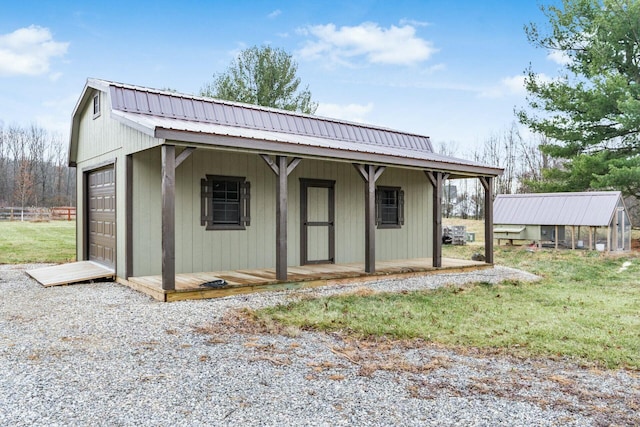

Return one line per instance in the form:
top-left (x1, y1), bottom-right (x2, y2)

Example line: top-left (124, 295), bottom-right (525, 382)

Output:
top-left (66, 78), bottom-right (502, 300)
top-left (493, 191), bottom-right (632, 251)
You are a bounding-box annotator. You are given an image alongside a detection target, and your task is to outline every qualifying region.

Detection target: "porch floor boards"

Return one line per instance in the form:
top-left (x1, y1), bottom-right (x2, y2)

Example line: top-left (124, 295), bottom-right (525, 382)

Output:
top-left (124, 257), bottom-right (489, 302)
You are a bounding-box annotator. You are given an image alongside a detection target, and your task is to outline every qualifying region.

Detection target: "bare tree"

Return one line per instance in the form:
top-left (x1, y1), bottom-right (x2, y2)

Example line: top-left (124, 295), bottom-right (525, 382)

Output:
top-left (0, 123), bottom-right (76, 210)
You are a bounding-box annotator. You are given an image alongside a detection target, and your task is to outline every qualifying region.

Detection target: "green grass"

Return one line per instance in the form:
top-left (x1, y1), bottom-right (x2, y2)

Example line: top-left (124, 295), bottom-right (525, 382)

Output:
top-left (256, 245), bottom-right (640, 370)
top-left (0, 221), bottom-right (76, 264)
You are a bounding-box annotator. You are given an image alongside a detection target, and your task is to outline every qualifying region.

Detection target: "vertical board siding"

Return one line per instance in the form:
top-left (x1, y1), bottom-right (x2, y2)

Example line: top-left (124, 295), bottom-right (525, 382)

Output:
top-left (376, 168), bottom-right (432, 261)
top-left (130, 148), bottom-right (435, 276)
top-left (75, 89), bottom-right (161, 278)
top-left (132, 149), bottom-right (162, 276)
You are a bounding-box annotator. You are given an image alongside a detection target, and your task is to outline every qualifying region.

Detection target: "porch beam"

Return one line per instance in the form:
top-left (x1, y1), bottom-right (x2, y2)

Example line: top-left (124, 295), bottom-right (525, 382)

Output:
top-left (175, 147), bottom-right (196, 168)
top-left (161, 144), bottom-right (176, 291)
top-left (479, 176), bottom-right (494, 264)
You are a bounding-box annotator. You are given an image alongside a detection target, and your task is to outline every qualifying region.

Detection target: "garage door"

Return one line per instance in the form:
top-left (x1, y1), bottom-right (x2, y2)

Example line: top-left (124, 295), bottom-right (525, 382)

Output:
top-left (88, 166), bottom-right (116, 269)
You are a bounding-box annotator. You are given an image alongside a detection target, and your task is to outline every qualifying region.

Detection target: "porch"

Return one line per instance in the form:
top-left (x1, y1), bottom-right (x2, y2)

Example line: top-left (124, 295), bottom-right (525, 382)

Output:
top-left (122, 257), bottom-right (489, 302)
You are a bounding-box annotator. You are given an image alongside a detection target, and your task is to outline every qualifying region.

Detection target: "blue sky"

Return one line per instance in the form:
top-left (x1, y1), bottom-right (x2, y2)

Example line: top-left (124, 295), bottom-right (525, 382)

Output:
top-left (0, 0), bottom-right (563, 154)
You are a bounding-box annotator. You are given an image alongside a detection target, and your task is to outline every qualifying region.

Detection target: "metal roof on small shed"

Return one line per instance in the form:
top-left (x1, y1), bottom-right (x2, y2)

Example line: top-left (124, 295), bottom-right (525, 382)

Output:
top-left (493, 192), bottom-right (624, 227)
top-left (69, 79), bottom-right (503, 177)
top-left (108, 80), bottom-right (433, 152)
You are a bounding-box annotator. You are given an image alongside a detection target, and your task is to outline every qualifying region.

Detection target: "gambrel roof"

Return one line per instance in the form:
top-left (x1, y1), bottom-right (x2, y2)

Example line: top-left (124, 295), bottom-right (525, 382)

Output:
top-left (69, 78), bottom-right (502, 177)
top-left (494, 191), bottom-right (627, 227)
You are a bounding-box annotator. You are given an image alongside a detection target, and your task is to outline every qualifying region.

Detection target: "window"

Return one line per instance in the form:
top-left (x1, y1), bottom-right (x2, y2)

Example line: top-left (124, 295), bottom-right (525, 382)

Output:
top-left (92, 93), bottom-right (101, 119)
top-left (201, 175), bottom-right (250, 230)
top-left (376, 186), bottom-right (404, 228)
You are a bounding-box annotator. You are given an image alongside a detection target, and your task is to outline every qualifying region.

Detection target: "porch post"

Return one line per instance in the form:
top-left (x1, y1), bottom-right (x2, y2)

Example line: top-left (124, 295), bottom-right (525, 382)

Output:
top-left (425, 171), bottom-right (448, 268)
top-left (480, 176), bottom-right (494, 264)
top-left (260, 154), bottom-right (302, 281)
top-left (125, 154), bottom-right (133, 279)
top-left (276, 155), bottom-right (288, 281)
top-left (365, 165), bottom-right (376, 273)
top-left (161, 144), bottom-right (176, 291)
top-left (353, 164), bottom-right (385, 273)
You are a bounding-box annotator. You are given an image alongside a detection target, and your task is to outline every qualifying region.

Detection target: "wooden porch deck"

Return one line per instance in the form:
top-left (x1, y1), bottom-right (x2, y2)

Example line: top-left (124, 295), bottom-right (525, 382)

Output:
top-left (122, 257), bottom-right (489, 302)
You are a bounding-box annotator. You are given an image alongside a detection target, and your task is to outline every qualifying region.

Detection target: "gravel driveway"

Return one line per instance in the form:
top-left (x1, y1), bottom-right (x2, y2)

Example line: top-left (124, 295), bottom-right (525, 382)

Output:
top-left (1, 264), bottom-right (638, 426)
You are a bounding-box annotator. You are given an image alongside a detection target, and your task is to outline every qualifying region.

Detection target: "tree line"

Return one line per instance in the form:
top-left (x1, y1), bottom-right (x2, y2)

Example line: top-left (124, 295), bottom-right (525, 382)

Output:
top-left (0, 124), bottom-right (75, 209)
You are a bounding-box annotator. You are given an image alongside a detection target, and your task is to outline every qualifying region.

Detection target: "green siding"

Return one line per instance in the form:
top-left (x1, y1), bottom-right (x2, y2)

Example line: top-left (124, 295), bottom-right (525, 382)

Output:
top-left (131, 150), bottom-right (435, 276)
top-left (74, 89), bottom-right (162, 279)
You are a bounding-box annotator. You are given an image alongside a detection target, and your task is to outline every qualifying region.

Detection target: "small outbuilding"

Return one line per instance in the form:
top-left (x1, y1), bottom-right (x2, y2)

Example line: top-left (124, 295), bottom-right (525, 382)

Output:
top-left (63, 78), bottom-right (503, 300)
top-left (493, 191), bottom-right (632, 251)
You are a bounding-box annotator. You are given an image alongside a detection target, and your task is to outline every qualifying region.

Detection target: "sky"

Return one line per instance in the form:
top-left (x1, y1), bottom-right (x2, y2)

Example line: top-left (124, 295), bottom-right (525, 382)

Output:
top-left (0, 0), bottom-right (564, 156)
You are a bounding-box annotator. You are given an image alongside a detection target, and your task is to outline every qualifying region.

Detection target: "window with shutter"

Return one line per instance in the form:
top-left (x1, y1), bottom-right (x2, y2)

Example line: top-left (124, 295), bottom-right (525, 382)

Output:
top-left (375, 186), bottom-right (404, 229)
top-left (200, 175), bottom-right (250, 230)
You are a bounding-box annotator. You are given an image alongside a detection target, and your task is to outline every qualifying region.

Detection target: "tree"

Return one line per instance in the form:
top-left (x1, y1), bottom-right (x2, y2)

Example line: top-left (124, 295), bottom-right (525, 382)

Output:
top-left (518, 0), bottom-right (640, 198)
top-left (200, 45), bottom-right (318, 114)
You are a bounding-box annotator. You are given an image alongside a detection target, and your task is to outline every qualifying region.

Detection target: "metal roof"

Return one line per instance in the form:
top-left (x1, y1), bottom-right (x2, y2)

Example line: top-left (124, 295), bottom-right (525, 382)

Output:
top-left (107, 80), bottom-right (433, 152)
top-left (112, 109), bottom-right (496, 175)
top-left (70, 78), bottom-right (503, 177)
top-left (493, 192), bottom-right (624, 226)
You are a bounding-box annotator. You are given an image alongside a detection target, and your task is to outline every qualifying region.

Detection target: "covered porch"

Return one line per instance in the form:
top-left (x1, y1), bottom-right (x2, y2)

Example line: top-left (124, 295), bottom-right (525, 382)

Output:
top-left (122, 257), bottom-right (489, 302)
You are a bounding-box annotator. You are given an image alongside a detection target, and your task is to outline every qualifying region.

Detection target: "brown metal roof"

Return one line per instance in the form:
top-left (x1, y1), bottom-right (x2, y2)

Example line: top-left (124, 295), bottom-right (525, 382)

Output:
top-left (71, 78), bottom-right (503, 177)
top-left (493, 192), bottom-right (625, 226)
top-left (107, 80), bottom-right (433, 153)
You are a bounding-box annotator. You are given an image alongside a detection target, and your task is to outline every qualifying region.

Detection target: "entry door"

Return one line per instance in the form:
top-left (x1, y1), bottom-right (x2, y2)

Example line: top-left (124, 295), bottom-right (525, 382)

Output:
top-left (87, 166), bottom-right (116, 269)
top-left (616, 207), bottom-right (625, 250)
top-left (301, 179), bottom-right (335, 265)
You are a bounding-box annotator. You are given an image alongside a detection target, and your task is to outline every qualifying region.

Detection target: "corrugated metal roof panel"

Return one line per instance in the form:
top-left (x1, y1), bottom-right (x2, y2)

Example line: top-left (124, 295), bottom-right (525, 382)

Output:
top-left (494, 192), bottom-right (622, 226)
top-left (106, 82), bottom-right (434, 153)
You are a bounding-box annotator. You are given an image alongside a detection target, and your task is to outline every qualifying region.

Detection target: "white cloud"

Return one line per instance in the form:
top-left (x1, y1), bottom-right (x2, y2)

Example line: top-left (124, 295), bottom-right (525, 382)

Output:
top-left (316, 102), bottom-right (374, 123)
top-left (478, 73), bottom-right (554, 98)
top-left (267, 9), bottom-right (281, 19)
top-left (298, 22), bottom-right (437, 66)
top-left (399, 18), bottom-right (429, 27)
top-left (547, 49), bottom-right (572, 65)
top-left (0, 26), bottom-right (69, 77)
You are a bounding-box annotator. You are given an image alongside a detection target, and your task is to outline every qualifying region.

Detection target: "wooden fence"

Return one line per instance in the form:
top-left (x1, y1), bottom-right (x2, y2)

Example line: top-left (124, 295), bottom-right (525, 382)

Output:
top-left (0, 207), bottom-right (76, 221)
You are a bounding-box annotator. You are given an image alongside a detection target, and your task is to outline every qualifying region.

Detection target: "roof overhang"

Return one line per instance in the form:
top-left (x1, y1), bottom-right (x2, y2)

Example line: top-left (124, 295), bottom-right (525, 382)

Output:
top-left (111, 109), bottom-right (503, 178)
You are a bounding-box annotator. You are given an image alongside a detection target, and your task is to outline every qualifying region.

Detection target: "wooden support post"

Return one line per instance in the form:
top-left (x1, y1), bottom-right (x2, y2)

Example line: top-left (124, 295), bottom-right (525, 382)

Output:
top-left (260, 154), bottom-right (301, 281)
top-left (365, 165), bottom-right (376, 273)
top-left (555, 225), bottom-right (558, 250)
top-left (125, 154), bottom-right (133, 279)
top-left (276, 156), bottom-right (288, 281)
top-left (589, 226), bottom-right (593, 250)
top-left (479, 176), bottom-right (494, 264)
top-left (354, 164), bottom-right (385, 273)
top-left (161, 145), bottom-right (176, 291)
top-left (426, 172), bottom-right (443, 267)
top-left (571, 225), bottom-right (576, 250)
top-left (607, 225), bottom-right (611, 252)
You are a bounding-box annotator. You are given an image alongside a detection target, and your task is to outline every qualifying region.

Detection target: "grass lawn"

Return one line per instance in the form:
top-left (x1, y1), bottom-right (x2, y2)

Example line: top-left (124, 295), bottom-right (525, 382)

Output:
top-left (0, 221), bottom-right (76, 264)
top-left (254, 223), bottom-right (640, 370)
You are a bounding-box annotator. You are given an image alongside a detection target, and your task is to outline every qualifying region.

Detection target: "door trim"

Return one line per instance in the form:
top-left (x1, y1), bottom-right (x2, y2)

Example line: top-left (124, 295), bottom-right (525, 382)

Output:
top-left (300, 178), bottom-right (335, 265)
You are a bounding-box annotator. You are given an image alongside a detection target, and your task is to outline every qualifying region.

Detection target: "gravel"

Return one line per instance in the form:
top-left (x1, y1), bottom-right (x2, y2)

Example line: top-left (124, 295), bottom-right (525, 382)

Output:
top-left (1, 263), bottom-right (638, 426)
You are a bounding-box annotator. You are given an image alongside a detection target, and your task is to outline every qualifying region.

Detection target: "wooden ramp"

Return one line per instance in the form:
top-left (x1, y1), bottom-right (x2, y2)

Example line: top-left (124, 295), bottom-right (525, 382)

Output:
top-left (26, 261), bottom-right (115, 287)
